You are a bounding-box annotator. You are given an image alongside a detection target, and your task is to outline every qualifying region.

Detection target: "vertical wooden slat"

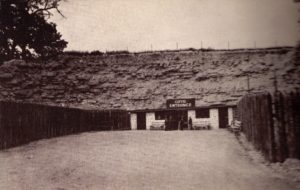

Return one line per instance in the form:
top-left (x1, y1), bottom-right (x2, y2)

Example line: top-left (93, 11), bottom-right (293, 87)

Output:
top-left (0, 101), bottom-right (130, 150)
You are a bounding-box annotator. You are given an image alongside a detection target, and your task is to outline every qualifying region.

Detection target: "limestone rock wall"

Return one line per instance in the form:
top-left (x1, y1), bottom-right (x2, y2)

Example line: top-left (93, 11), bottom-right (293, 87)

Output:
top-left (0, 48), bottom-right (299, 110)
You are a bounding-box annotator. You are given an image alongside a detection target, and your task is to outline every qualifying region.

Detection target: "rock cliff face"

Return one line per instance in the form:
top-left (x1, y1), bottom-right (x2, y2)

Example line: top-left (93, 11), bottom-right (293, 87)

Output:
top-left (0, 48), bottom-right (299, 110)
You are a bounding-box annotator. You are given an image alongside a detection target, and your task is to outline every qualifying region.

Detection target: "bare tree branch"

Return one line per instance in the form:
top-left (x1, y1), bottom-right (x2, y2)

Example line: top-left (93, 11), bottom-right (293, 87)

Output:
top-left (28, 0), bottom-right (65, 19)
top-left (55, 6), bottom-right (65, 18)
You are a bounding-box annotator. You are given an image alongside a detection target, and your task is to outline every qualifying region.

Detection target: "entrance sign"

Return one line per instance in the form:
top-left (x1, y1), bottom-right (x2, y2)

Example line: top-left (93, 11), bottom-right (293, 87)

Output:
top-left (166, 98), bottom-right (195, 109)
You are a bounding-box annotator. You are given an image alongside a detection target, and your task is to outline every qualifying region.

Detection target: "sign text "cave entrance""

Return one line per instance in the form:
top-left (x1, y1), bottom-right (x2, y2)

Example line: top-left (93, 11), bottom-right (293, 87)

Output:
top-left (166, 99), bottom-right (195, 109)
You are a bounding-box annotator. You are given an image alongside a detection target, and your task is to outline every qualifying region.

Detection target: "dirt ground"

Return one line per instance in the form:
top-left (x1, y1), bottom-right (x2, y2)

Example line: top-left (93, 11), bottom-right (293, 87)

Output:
top-left (0, 130), bottom-right (298, 190)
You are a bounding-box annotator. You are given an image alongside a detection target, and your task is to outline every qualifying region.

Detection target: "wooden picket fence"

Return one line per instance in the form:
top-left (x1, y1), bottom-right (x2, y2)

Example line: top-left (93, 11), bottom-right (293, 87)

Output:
top-left (237, 90), bottom-right (300, 162)
top-left (0, 101), bottom-right (130, 150)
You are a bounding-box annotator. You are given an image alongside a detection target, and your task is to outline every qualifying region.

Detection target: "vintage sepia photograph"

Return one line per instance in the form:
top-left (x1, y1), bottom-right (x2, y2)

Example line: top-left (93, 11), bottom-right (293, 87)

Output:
top-left (0, 0), bottom-right (300, 189)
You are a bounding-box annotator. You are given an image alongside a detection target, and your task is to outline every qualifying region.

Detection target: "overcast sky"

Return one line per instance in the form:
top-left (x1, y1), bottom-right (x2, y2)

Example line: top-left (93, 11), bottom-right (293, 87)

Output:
top-left (50, 0), bottom-right (300, 52)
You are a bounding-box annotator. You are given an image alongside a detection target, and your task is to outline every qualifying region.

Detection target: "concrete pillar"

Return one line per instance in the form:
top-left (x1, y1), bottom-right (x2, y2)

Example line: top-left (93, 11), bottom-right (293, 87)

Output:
top-left (209, 109), bottom-right (219, 129)
top-left (228, 107), bottom-right (233, 125)
top-left (187, 110), bottom-right (196, 121)
top-left (130, 113), bottom-right (137, 130)
top-left (146, 112), bottom-right (155, 130)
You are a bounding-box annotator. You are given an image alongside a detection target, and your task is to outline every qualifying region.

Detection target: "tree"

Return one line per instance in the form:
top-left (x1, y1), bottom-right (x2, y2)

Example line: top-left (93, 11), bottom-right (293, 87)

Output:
top-left (0, 0), bottom-right (67, 61)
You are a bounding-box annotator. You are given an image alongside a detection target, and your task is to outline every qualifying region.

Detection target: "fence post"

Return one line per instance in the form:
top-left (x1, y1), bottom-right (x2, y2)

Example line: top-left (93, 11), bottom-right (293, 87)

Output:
top-left (0, 101), bottom-right (2, 149)
top-left (273, 91), bottom-right (288, 162)
top-left (292, 90), bottom-right (300, 158)
top-left (267, 93), bottom-right (276, 162)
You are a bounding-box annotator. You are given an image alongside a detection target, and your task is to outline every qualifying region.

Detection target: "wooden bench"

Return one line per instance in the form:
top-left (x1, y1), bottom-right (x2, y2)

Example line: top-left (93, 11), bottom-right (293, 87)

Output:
top-left (228, 120), bottom-right (242, 135)
top-left (150, 121), bottom-right (165, 130)
top-left (193, 120), bottom-right (210, 130)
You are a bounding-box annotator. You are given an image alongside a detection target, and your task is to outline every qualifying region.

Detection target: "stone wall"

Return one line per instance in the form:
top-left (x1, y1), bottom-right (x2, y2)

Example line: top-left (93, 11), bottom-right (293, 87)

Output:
top-left (0, 48), bottom-right (299, 110)
top-left (146, 112), bottom-right (156, 130)
top-left (187, 110), bottom-right (210, 127)
top-left (209, 109), bottom-right (219, 130)
top-left (130, 113), bottom-right (137, 130)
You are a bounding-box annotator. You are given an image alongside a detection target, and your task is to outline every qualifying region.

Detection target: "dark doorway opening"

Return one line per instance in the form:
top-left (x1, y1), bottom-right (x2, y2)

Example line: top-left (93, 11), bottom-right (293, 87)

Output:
top-left (218, 108), bottom-right (228, 128)
top-left (165, 110), bottom-right (188, 130)
top-left (137, 112), bottom-right (146, 130)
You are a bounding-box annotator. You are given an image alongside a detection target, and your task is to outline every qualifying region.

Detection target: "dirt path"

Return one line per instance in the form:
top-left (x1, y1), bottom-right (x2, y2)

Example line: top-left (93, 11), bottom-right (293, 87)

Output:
top-left (0, 130), bottom-right (297, 190)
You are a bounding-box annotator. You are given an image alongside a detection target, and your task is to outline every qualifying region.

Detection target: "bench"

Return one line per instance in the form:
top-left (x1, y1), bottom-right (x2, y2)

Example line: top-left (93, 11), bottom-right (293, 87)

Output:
top-left (228, 120), bottom-right (242, 135)
top-left (193, 120), bottom-right (210, 130)
top-left (150, 121), bottom-right (165, 130)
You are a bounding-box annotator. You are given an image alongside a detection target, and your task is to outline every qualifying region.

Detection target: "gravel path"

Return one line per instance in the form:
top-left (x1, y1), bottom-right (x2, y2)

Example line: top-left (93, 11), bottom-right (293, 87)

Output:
top-left (0, 130), bottom-right (297, 190)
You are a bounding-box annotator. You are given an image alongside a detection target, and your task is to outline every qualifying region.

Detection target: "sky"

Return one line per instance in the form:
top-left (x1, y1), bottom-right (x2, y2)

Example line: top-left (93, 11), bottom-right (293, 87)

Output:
top-left (50, 0), bottom-right (300, 52)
